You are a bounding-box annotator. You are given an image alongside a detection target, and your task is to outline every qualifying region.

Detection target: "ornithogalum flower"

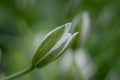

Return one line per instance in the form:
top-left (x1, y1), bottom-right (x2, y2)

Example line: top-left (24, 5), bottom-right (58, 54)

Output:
top-left (32, 23), bottom-right (79, 68)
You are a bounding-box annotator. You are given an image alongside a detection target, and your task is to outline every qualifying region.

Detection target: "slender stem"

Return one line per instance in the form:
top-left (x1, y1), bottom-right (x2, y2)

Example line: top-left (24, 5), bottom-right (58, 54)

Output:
top-left (4, 66), bottom-right (35, 80)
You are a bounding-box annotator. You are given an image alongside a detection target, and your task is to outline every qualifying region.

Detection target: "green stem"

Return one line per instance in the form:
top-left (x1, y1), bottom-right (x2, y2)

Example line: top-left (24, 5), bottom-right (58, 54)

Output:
top-left (4, 66), bottom-right (35, 80)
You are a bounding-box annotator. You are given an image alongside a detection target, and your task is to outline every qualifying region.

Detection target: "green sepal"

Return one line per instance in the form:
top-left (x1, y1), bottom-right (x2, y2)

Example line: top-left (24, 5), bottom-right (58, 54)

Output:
top-left (32, 25), bottom-right (65, 67)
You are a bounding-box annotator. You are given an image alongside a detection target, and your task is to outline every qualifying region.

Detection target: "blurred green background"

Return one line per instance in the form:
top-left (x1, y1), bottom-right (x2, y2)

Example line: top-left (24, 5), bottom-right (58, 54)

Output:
top-left (0, 0), bottom-right (120, 80)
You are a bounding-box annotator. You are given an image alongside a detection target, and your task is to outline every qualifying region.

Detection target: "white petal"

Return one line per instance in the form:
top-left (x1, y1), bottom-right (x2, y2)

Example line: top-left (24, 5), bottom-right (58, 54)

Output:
top-left (52, 32), bottom-right (79, 60)
top-left (50, 33), bottom-right (69, 51)
top-left (65, 23), bottom-right (71, 33)
top-left (64, 32), bottom-right (79, 50)
top-left (49, 23), bottom-right (72, 51)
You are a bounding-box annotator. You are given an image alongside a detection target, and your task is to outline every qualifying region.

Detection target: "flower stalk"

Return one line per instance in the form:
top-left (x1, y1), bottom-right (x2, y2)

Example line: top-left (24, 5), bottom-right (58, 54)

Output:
top-left (4, 66), bottom-right (35, 80)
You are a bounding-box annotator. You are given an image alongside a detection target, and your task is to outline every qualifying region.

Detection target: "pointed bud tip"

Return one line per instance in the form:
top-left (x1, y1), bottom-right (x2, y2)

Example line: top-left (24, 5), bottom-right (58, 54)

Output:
top-left (64, 22), bottom-right (72, 32)
top-left (74, 32), bottom-right (79, 35)
top-left (65, 23), bottom-right (72, 27)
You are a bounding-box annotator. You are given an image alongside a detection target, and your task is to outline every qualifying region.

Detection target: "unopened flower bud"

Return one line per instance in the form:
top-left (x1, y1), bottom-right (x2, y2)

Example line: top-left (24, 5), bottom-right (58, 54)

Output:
top-left (32, 23), bottom-right (79, 68)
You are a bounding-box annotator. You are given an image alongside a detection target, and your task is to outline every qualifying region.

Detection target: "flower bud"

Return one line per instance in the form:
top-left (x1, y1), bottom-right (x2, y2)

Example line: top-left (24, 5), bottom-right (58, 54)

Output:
top-left (71, 11), bottom-right (90, 50)
top-left (32, 23), bottom-right (78, 68)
